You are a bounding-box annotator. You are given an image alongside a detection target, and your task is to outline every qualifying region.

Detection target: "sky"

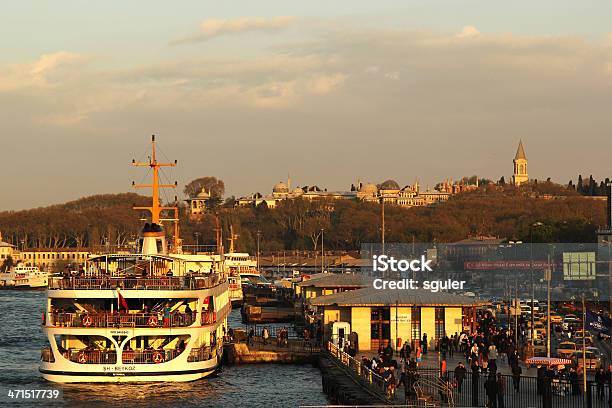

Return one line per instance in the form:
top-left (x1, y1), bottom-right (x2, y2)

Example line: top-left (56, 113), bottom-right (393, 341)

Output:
top-left (1, 1), bottom-right (611, 210)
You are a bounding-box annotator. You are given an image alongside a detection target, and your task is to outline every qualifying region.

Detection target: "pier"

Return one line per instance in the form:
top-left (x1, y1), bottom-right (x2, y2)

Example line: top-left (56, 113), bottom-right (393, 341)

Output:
top-left (223, 327), bottom-right (320, 365)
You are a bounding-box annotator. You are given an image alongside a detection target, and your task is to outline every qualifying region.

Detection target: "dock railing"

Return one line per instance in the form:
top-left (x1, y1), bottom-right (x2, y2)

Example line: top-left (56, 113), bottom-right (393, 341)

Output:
top-left (325, 341), bottom-right (390, 401)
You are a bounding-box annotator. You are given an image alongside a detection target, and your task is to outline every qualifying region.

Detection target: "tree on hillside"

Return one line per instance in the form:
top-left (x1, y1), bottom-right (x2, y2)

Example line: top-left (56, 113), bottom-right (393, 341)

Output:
top-left (1, 255), bottom-right (14, 272)
top-left (184, 177), bottom-right (225, 199)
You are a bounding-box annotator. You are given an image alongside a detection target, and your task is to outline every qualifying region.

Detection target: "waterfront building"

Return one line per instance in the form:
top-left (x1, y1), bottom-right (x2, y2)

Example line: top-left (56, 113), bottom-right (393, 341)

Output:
top-left (0, 232), bottom-right (16, 262)
top-left (308, 287), bottom-right (486, 351)
top-left (17, 248), bottom-right (90, 271)
top-left (512, 140), bottom-right (529, 186)
top-left (297, 273), bottom-right (371, 299)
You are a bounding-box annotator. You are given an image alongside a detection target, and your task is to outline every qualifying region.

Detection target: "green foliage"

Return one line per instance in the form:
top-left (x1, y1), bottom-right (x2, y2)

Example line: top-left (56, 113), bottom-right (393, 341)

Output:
top-left (0, 193), bottom-right (150, 249)
top-left (181, 188), bottom-right (605, 251)
top-left (183, 176), bottom-right (225, 199)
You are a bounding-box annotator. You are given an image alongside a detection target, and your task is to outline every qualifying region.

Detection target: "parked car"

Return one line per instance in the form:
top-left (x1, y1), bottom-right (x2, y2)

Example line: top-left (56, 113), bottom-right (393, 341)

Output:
top-left (557, 341), bottom-right (577, 358)
top-left (562, 317), bottom-right (580, 331)
top-left (572, 349), bottom-right (602, 371)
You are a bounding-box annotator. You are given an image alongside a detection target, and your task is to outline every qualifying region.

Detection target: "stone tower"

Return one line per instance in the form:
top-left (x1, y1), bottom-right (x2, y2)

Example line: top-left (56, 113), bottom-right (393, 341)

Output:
top-left (512, 140), bottom-right (528, 186)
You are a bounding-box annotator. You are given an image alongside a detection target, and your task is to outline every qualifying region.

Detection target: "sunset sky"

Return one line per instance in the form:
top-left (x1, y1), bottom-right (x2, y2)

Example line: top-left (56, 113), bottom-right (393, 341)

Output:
top-left (2, 1), bottom-right (611, 210)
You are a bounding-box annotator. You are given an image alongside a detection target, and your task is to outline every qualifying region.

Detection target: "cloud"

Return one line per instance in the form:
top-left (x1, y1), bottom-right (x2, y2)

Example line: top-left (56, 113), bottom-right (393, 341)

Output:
top-left (0, 51), bottom-right (82, 91)
top-left (2, 25), bottom-right (612, 211)
top-left (173, 16), bottom-right (295, 44)
top-left (456, 25), bottom-right (480, 39)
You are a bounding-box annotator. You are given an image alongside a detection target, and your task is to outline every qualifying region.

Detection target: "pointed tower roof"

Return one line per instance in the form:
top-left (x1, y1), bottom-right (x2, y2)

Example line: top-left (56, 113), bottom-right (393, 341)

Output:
top-left (515, 140), bottom-right (527, 160)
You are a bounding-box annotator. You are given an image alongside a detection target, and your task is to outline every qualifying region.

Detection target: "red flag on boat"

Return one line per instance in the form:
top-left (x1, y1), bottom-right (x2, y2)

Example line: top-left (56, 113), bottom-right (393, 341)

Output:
top-left (117, 288), bottom-right (129, 312)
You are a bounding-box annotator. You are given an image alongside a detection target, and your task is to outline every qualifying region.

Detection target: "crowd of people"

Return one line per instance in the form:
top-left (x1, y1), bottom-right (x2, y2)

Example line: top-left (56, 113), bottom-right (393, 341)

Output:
top-left (332, 308), bottom-right (611, 407)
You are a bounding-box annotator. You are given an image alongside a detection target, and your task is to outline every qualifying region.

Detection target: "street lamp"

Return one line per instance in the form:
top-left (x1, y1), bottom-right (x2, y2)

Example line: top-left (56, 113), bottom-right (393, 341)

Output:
top-left (529, 222), bottom-right (544, 347)
top-left (321, 229), bottom-right (325, 274)
top-left (194, 232), bottom-right (201, 252)
top-left (256, 230), bottom-right (261, 270)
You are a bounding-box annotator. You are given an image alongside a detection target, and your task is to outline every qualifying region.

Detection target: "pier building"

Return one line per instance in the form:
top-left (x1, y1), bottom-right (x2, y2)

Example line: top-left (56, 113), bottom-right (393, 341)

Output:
top-left (308, 287), bottom-right (486, 352)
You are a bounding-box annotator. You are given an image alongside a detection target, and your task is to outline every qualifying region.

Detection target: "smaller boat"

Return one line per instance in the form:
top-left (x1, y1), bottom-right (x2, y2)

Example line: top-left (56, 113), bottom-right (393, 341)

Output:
top-left (0, 264), bottom-right (48, 289)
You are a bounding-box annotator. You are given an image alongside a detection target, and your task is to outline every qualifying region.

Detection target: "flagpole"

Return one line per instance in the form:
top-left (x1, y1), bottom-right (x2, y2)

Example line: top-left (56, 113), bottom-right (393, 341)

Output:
top-left (582, 294), bottom-right (587, 404)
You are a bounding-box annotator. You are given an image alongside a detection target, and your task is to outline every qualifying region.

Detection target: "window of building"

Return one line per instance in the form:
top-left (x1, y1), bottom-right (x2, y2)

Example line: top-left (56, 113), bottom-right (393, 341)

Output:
top-left (435, 307), bottom-right (445, 341)
top-left (410, 306), bottom-right (421, 343)
top-left (370, 307), bottom-right (391, 349)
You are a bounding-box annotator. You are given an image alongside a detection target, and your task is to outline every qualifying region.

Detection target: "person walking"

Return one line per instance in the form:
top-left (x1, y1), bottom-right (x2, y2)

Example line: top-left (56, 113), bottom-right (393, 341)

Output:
top-left (511, 362), bottom-right (522, 392)
top-left (485, 372), bottom-right (498, 408)
top-left (471, 360), bottom-right (480, 408)
top-left (488, 344), bottom-right (498, 373)
top-left (595, 368), bottom-right (606, 401)
top-left (569, 367), bottom-right (580, 396)
top-left (415, 344), bottom-right (423, 367)
top-left (262, 327), bottom-right (269, 345)
top-left (454, 362), bottom-right (467, 393)
top-left (422, 333), bottom-right (428, 354)
top-left (247, 328), bottom-right (254, 346)
top-left (496, 372), bottom-right (505, 408)
top-left (441, 335), bottom-right (449, 360)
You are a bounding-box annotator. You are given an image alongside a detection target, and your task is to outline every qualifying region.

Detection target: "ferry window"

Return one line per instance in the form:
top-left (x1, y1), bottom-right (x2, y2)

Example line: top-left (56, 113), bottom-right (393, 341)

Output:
top-left (156, 239), bottom-right (163, 253)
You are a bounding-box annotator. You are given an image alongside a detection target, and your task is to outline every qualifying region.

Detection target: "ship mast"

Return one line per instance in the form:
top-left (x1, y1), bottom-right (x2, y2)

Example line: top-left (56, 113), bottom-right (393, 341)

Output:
top-left (132, 135), bottom-right (181, 252)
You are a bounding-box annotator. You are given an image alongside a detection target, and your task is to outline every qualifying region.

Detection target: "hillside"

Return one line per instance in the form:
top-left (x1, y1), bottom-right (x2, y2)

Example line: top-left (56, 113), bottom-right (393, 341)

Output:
top-left (0, 186), bottom-right (606, 251)
top-left (0, 193), bottom-right (151, 249)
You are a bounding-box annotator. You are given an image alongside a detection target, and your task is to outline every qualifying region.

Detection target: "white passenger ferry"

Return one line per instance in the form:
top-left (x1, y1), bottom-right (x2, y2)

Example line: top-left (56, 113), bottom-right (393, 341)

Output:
top-left (0, 264), bottom-right (48, 289)
top-left (40, 136), bottom-right (231, 383)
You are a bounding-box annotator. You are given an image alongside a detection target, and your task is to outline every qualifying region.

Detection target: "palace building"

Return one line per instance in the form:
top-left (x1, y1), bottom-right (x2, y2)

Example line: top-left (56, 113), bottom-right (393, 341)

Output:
top-left (235, 177), bottom-right (476, 210)
top-left (184, 187), bottom-right (212, 219)
top-left (512, 140), bottom-right (529, 186)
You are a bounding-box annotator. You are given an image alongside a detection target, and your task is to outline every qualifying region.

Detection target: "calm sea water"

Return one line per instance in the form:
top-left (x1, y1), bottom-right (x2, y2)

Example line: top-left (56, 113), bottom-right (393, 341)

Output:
top-left (0, 291), bottom-right (327, 407)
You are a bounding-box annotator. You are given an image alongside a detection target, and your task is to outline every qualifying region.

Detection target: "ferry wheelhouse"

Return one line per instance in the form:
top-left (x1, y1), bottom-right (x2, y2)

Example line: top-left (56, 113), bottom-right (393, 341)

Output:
top-left (40, 136), bottom-right (230, 383)
top-left (224, 252), bottom-right (258, 306)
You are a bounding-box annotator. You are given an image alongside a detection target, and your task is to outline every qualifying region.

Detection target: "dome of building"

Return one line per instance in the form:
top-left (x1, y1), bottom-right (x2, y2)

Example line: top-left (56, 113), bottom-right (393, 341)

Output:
top-left (196, 187), bottom-right (211, 198)
top-left (293, 187), bottom-right (303, 194)
top-left (360, 183), bottom-right (378, 195)
top-left (273, 182), bottom-right (289, 193)
top-left (379, 179), bottom-right (400, 190)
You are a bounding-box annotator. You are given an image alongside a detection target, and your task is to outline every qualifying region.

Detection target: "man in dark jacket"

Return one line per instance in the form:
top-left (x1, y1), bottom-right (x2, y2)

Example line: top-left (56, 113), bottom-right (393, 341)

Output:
top-left (485, 372), bottom-right (498, 408)
top-left (595, 368), bottom-right (606, 401)
top-left (511, 363), bottom-right (522, 392)
top-left (471, 361), bottom-right (480, 407)
top-left (398, 367), bottom-right (419, 401)
top-left (454, 362), bottom-right (467, 393)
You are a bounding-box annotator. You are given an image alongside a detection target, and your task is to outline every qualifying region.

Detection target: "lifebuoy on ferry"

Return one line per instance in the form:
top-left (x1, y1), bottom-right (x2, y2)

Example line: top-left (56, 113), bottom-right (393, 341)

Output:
top-left (82, 315), bottom-right (93, 327)
top-left (147, 316), bottom-right (158, 327)
top-left (152, 351), bottom-right (164, 364)
top-left (77, 352), bottom-right (87, 364)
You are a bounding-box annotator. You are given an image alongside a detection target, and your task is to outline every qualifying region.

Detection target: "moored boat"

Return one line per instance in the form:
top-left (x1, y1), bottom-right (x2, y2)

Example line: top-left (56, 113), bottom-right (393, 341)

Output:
top-left (0, 264), bottom-right (48, 289)
top-left (39, 136), bottom-right (231, 383)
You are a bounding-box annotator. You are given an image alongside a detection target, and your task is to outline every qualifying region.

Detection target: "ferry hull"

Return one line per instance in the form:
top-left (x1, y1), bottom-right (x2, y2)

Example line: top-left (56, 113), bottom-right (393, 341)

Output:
top-left (40, 356), bottom-right (221, 383)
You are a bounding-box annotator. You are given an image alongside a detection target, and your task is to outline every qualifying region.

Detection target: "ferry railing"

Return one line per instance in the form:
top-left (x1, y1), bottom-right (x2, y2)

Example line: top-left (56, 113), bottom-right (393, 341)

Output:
top-left (326, 342), bottom-right (390, 400)
top-left (49, 312), bottom-right (196, 328)
top-left (40, 347), bottom-right (55, 362)
top-left (48, 274), bottom-right (225, 291)
top-left (187, 346), bottom-right (213, 362)
top-left (66, 349), bottom-right (117, 364)
top-left (122, 348), bottom-right (185, 364)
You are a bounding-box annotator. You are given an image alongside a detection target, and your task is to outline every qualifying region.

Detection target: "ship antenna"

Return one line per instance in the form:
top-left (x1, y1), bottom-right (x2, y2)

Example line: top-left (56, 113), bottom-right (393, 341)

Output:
top-left (132, 135), bottom-right (181, 251)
